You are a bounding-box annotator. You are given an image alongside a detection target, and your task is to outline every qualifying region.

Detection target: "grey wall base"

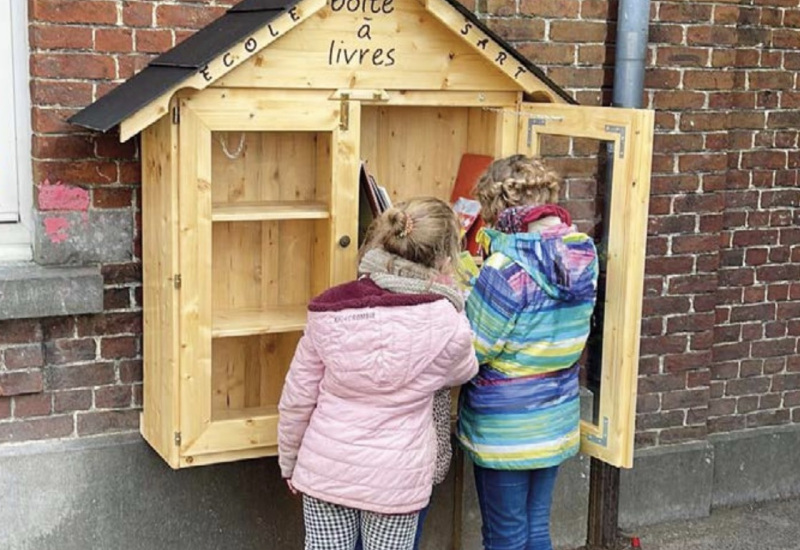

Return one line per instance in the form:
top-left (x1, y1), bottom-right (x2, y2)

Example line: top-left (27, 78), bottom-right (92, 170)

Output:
top-left (2, 425), bottom-right (799, 550)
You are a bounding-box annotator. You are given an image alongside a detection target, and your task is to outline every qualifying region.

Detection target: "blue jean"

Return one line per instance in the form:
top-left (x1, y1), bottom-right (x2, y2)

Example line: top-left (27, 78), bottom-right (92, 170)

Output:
top-left (354, 501), bottom-right (430, 550)
top-left (473, 464), bottom-right (560, 550)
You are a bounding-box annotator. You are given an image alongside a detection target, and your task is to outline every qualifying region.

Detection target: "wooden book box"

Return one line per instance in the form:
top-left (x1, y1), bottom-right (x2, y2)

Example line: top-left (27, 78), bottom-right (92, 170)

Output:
top-left (71, 0), bottom-right (654, 469)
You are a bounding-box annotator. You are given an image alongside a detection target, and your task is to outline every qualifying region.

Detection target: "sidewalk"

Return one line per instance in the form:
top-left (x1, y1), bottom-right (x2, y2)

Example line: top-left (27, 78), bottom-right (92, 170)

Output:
top-left (628, 497), bottom-right (800, 550)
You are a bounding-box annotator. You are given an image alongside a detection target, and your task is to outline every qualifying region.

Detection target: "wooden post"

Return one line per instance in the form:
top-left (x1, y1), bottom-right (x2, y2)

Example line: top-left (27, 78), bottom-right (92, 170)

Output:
top-left (587, 458), bottom-right (621, 549)
top-left (452, 443), bottom-right (465, 550)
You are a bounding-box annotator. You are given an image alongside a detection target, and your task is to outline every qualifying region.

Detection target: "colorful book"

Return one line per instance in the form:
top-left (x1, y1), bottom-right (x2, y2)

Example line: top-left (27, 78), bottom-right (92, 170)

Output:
top-left (450, 153), bottom-right (494, 255)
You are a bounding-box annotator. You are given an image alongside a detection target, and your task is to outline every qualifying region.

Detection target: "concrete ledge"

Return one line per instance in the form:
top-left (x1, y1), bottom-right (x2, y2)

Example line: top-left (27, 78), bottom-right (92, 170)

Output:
top-left (3, 425), bottom-right (800, 550)
top-left (0, 263), bottom-right (103, 320)
top-left (34, 210), bottom-right (133, 265)
top-left (710, 425), bottom-right (800, 508)
top-left (620, 441), bottom-right (714, 528)
top-left (0, 434), bottom-right (306, 550)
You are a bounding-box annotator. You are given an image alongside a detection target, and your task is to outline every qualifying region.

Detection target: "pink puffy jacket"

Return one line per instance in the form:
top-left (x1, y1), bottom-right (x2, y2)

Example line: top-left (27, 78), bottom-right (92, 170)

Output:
top-left (278, 278), bottom-right (478, 514)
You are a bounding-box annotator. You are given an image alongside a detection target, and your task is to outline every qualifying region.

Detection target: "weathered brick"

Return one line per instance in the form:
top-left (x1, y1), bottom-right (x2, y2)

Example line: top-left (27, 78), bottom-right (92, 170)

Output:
top-left (100, 336), bottom-right (138, 359)
top-left (709, 415), bottom-right (746, 433)
top-left (709, 397), bottom-right (735, 417)
top-left (660, 425), bottom-right (708, 444)
top-left (637, 410), bottom-right (685, 430)
top-left (3, 345), bottom-right (45, 370)
top-left (0, 371), bottom-right (44, 397)
top-left (47, 362), bottom-right (116, 390)
top-left (736, 395), bottom-right (759, 414)
top-left (726, 377), bottom-right (771, 396)
top-left (0, 320), bottom-right (41, 345)
top-left (53, 389), bottom-right (93, 413)
top-left (44, 339), bottom-right (97, 365)
top-left (77, 410), bottom-right (140, 436)
top-left (662, 388), bottom-right (710, 410)
top-left (746, 409), bottom-right (790, 428)
top-left (13, 393), bottom-right (53, 418)
top-left (639, 373), bottom-right (687, 394)
top-left (32, 0), bottom-right (118, 24)
top-left (95, 28), bottom-right (134, 53)
top-left (0, 416), bottom-right (74, 443)
top-left (95, 385), bottom-right (132, 409)
top-left (31, 24), bottom-right (93, 50)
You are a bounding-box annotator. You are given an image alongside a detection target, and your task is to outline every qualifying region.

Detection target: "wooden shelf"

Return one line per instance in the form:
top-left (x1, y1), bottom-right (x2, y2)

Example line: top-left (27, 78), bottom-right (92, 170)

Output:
top-left (211, 201), bottom-right (329, 222)
top-left (213, 405), bottom-right (278, 422)
top-left (213, 306), bottom-right (307, 338)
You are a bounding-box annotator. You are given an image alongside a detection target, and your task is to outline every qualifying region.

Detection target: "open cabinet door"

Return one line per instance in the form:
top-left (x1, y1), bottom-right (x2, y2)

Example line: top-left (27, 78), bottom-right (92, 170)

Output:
top-left (176, 92), bottom-right (360, 466)
top-left (517, 102), bottom-right (654, 468)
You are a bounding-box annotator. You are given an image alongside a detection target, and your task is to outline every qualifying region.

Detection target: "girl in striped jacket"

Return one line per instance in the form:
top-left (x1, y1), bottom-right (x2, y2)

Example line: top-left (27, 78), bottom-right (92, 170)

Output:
top-left (456, 155), bottom-right (598, 550)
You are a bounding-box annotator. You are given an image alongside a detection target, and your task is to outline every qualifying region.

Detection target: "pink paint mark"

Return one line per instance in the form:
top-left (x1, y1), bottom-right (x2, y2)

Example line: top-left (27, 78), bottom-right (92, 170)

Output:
top-left (44, 217), bottom-right (70, 244)
top-left (38, 180), bottom-right (90, 211)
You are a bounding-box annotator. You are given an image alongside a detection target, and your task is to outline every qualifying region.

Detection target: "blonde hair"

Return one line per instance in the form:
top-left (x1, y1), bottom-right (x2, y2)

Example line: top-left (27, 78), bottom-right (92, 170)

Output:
top-left (474, 154), bottom-right (562, 226)
top-left (359, 197), bottom-right (460, 270)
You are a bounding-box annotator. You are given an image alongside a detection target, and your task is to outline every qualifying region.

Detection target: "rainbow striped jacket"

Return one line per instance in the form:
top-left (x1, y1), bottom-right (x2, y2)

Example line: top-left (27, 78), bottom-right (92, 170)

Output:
top-left (456, 223), bottom-right (598, 470)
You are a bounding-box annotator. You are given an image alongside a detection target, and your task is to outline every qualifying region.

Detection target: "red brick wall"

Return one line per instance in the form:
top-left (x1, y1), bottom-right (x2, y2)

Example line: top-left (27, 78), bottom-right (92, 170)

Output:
top-left (0, 0), bottom-right (237, 442)
top-left (480, 0), bottom-right (800, 447)
top-left (1, 0), bottom-right (798, 448)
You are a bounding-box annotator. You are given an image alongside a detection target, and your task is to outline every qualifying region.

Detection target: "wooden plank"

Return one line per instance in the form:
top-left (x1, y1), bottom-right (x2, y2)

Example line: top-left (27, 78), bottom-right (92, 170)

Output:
top-left (611, 108), bottom-right (654, 467)
top-left (178, 102), bottom-right (215, 457)
top-left (311, 134), bottom-right (333, 296)
top-left (183, 410), bottom-right (281, 456)
top-left (179, 445), bottom-right (278, 468)
top-left (212, 305), bottom-right (308, 338)
top-left (587, 458), bottom-right (621, 549)
top-left (188, 94), bottom-right (339, 131)
top-left (259, 332), bottom-right (302, 411)
top-left (421, 0), bottom-right (566, 103)
top-left (368, 106), bottom-right (468, 202)
top-left (216, 1), bottom-right (521, 93)
top-left (211, 201), bottom-right (330, 221)
top-left (329, 101), bottom-right (361, 285)
top-left (140, 110), bottom-right (181, 468)
top-left (119, 0), bottom-right (328, 142)
top-left (379, 90), bottom-right (519, 107)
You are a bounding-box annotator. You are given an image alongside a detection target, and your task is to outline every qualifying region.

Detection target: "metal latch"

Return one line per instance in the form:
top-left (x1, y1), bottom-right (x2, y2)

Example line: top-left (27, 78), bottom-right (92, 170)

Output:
top-left (340, 94), bottom-right (350, 131)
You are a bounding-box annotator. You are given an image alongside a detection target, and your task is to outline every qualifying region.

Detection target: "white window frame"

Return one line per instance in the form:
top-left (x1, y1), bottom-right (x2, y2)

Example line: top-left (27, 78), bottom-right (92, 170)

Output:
top-left (0, 0), bottom-right (32, 262)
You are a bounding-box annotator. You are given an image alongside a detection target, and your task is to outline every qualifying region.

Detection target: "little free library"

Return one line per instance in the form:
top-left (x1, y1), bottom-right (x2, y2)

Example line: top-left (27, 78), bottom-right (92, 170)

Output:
top-left (71, 0), bottom-right (654, 471)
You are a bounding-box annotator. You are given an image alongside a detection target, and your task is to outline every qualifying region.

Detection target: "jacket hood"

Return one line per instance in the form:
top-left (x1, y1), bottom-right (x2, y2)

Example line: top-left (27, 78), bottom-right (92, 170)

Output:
top-left (309, 277), bottom-right (443, 311)
top-left (482, 226), bottom-right (597, 302)
top-left (306, 278), bottom-right (461, 393)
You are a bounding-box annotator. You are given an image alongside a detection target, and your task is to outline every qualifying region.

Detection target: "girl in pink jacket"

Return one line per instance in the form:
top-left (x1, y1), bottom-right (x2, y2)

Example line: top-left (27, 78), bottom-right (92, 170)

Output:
top-left (278, 197), bottom-right (479, 550)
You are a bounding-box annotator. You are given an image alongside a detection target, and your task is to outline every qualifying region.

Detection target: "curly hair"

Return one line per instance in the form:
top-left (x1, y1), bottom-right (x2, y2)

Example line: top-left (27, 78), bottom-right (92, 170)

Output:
top-left (473, 154), bottom-right (562, 226)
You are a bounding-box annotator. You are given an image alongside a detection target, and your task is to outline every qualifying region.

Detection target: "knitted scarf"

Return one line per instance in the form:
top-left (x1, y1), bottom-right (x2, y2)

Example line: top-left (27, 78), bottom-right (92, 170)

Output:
top-left (358, 248), bottom-right (464, 313)
top-left (358, 248), bottom-right (462, 484)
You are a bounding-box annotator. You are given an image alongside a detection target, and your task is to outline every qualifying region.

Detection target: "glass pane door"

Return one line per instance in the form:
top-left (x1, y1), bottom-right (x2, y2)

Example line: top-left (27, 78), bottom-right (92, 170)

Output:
top-left (518, 102), bottom-right (654, 468)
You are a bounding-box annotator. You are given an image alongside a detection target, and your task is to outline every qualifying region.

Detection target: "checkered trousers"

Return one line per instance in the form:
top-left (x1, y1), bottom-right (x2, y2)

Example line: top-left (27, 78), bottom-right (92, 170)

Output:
top-left (302, 495), bottom-right (419, 550)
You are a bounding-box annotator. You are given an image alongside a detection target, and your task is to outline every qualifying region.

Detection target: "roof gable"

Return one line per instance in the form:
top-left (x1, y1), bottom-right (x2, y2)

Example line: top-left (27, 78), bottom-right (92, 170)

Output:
top-left (69, 0), bottom-right (574, 141)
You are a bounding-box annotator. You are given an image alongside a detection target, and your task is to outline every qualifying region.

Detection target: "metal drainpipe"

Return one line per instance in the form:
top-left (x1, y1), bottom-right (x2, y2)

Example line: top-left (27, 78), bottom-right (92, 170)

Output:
top-left (613, 0), bottom-right (652, 109)
top-left (587, 1), bottom-right (652, 549)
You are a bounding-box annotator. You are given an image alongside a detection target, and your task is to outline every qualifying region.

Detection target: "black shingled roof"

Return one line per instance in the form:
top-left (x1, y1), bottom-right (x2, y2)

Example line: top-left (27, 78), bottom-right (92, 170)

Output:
top-left (69, 0), bottom-right (575, 133)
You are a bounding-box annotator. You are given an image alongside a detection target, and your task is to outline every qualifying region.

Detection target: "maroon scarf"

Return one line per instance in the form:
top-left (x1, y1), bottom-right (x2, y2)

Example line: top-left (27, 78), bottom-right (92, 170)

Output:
top-left (495, 204), bottom-right (573, 234)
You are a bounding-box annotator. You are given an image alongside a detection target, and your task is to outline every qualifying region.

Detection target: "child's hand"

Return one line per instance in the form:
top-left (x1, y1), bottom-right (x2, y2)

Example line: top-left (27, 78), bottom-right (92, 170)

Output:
top-left (285, 478), bottom-right (298, 495)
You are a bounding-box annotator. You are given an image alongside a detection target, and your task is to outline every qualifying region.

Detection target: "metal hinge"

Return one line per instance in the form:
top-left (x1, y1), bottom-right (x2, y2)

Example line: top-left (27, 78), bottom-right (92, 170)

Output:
top-left (605, 125), bottom-right (627, 158)
top-left (174, 431), bottom-right (182, 446)
top-left (339, 94), bottom-right (349, 131)
top-left (174, 274), bottom-right (182, 289)
top-left (172, 105), bottom-right (180, 124)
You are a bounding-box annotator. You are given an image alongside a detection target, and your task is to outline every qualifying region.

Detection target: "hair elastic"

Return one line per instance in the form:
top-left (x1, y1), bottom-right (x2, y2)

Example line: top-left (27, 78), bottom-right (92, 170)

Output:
top-left (398, 213), bottom-right (414, 238)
